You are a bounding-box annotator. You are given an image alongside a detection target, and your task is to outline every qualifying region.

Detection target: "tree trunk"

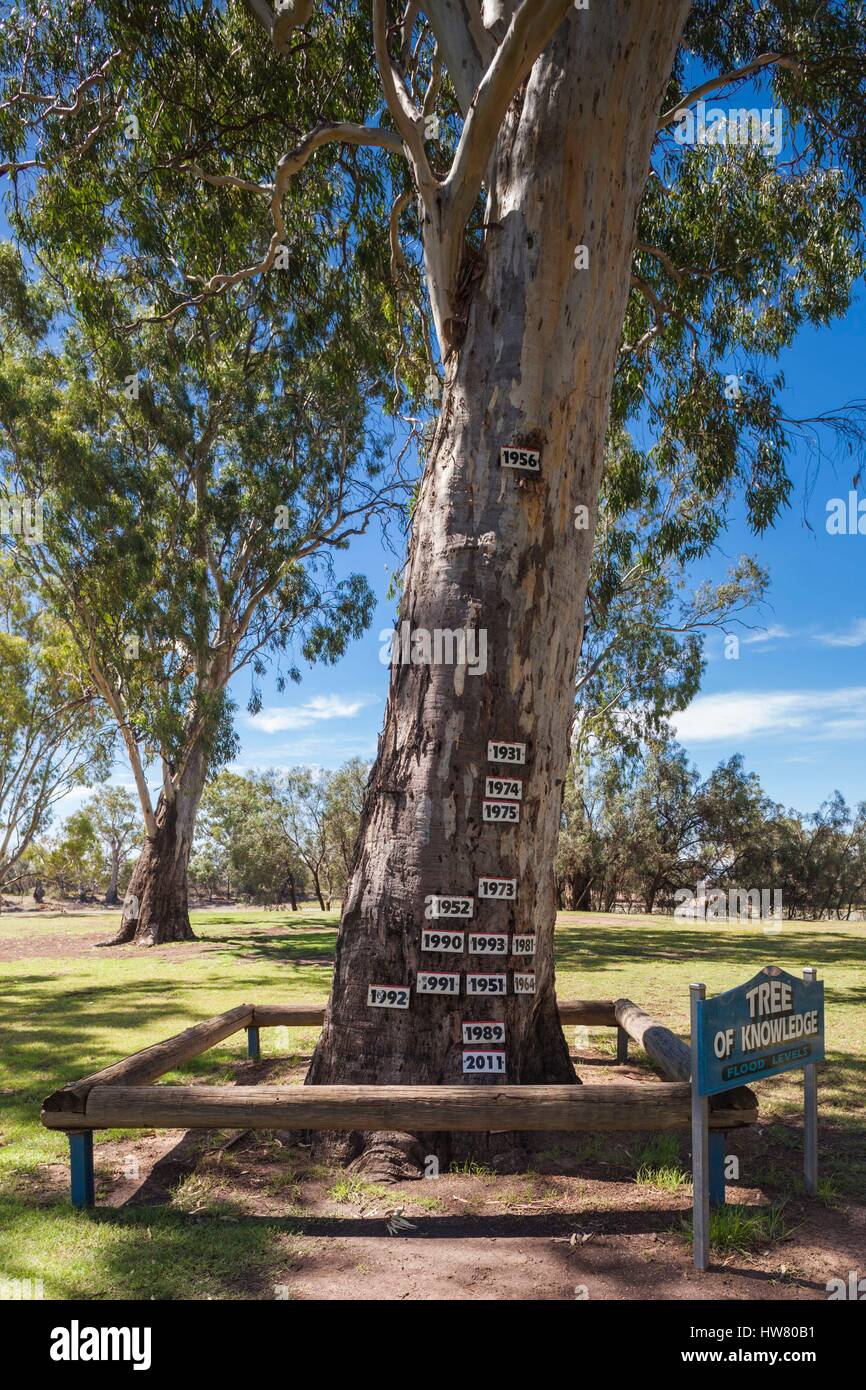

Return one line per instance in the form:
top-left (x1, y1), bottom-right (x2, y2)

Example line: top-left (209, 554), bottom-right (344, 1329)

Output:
top-left (96, 748), bottom-right (207, 946)
top-left (286, 872), bottom-right (298, 911)
top-left (306, 3), bottom-right (690, 1169)
top-left (104, 844), bottom-right (121, 906)
top-left (310, 869), bottom-right (326, 912)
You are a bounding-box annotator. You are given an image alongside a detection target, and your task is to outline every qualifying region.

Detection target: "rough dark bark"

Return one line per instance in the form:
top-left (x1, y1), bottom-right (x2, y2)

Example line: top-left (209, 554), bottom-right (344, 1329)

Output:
top-left (104, 845), bottom-right (121, 906)
top-left (96, 748), bottom-right (206, 947)
top-left (307, 4), bottom-right (691, 1177)
top-left (282, 872), bottom-right (298, 911)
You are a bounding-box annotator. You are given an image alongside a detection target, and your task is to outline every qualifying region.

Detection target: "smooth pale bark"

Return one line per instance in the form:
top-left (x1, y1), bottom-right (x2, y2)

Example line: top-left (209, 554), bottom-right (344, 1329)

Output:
top-left (97, 744), bottom-right (208, 946)
top-left (308, 2), bottom-right (692, 1157)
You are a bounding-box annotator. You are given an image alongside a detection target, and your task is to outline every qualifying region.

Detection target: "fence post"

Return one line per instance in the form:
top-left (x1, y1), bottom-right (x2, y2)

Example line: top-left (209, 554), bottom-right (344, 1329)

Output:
top-left (690, 983), bottom-right (710, 1271)
top-left (246, 1026), bottom-right (261, 1062)
top-left (803, 967), bottom-right (818, 1197)
top-left (69, 1130), bottom-right (94, 1209)
top-left (708, 1130), bottom-right (726, 1206)
top-left (616, 1026), bottom-right (629, 1064)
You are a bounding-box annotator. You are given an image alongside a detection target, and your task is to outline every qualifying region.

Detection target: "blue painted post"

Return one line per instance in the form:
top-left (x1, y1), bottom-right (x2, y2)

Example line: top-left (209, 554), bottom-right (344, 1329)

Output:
top-left (708, 1130), bottom-right (726, 1206)
top-left (69, 1130), bottom-right (94, 1209)
top-left (247, 1026), bottom-right (261, 1061)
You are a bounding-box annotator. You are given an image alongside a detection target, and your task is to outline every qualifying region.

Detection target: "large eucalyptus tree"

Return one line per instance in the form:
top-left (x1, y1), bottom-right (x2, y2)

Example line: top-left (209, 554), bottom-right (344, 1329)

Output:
top-left (2, 2), bottom-right (865, 1169)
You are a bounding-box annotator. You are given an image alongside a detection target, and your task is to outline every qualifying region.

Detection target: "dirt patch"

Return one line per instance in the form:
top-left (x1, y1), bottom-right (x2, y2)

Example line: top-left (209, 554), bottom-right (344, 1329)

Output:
top-left (20, 1046), bottom-right (861, 1302)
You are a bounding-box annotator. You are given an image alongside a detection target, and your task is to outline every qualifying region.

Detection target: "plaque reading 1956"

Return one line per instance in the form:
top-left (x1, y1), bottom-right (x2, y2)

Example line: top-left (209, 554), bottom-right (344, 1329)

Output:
top-left (500, 445), bottom-right (541, 473)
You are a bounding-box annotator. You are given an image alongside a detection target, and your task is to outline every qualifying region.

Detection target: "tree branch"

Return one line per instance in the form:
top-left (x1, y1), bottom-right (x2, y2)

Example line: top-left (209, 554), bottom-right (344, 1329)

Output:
top-left (658, 53), bottom-right (804, 130)
top-left (372, 0), bottom-right (436, 197)
top-left (444, 0), bottom-right (573, 230)
top-left (422, 0), bottom-right (494, 115)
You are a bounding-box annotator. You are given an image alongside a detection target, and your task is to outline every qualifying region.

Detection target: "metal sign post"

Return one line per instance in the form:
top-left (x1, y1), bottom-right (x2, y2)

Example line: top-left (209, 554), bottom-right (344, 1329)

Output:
top-left (689, 983), bottom-right (710, 1272)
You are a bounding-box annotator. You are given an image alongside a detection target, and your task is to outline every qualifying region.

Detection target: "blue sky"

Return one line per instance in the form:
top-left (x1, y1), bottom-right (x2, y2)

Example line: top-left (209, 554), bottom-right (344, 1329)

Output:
top-left (669, 304), bottom-right (866, 813)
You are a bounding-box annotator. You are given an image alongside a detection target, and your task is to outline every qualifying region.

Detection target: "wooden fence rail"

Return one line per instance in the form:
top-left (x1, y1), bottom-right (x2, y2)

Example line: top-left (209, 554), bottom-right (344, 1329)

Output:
top-left (43, 1081), bottom-right (756, 1133)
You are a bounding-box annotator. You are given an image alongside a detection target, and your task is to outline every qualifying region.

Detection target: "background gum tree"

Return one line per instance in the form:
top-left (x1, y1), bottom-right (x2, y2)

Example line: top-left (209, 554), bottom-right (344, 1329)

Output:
top-left (0, 558), bottom-right (113, 903)
top-left (0, 6), bottom-right (412, 944)
top-left (3, 2), bottom-right (865, 1170)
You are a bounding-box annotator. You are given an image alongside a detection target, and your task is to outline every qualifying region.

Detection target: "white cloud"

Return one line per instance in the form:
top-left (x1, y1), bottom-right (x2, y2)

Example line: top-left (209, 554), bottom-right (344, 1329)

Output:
top-left (249, 693), bottom-right (378, 734)
top-left (673, 687), bottom-right (866, 743)
top-left (814, 618), bottom-right (866, 648)
top-left (741, 624), bottom-right (790, 646)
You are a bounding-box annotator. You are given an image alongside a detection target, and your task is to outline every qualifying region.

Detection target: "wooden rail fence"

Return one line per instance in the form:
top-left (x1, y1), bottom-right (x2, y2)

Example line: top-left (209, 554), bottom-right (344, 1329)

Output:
top-left (40, 997), bottom-right (757, 1209)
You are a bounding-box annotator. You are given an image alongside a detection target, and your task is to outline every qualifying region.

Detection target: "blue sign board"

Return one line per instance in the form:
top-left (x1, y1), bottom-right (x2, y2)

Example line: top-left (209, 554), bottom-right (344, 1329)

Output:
top-left (696, 966), bottom-right (824, 1097)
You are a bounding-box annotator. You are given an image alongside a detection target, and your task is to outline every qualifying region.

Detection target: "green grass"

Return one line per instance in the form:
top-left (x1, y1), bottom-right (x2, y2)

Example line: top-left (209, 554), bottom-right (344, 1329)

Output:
top-left (635, 1164), bottom-right (691, 1192)
top-left (1, 905), bottom-right (864, 1297)
top-left (682, 1202), bottom-right (792, 1255)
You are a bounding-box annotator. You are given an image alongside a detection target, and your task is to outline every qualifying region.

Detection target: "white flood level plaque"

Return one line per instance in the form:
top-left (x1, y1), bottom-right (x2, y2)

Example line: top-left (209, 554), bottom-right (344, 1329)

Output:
top-left (478, 876), bottom-right (517, 900)
top-left (462, 1020), bottom-right (506, 1045)
top-left (487, 740), bottom-right (526, 764)
top-left (512, 934), bottom-right (536, 956)
top-left (467, 973), bottom-right (507, 995)
top-left (514, 972), bottom-right (536, 995)
top-left (484, 776), bottom-right (522, 800)
top-left (417, 972), bottom-right (461, 995)
top-left (429, 895), bottom-right (474, 919)
top-left (463, 1049), bottom-right (506, 1074)
top-left (482, 799), bottom-right (520, 824)
top-left (468, 932), bottom-right (509, 956)
top-left (367, 985), bottom-right (411, 1009)
top-left (500, 445), bottom-right (541, 473)
top-left (421, 928), bottom-right (466, 953)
